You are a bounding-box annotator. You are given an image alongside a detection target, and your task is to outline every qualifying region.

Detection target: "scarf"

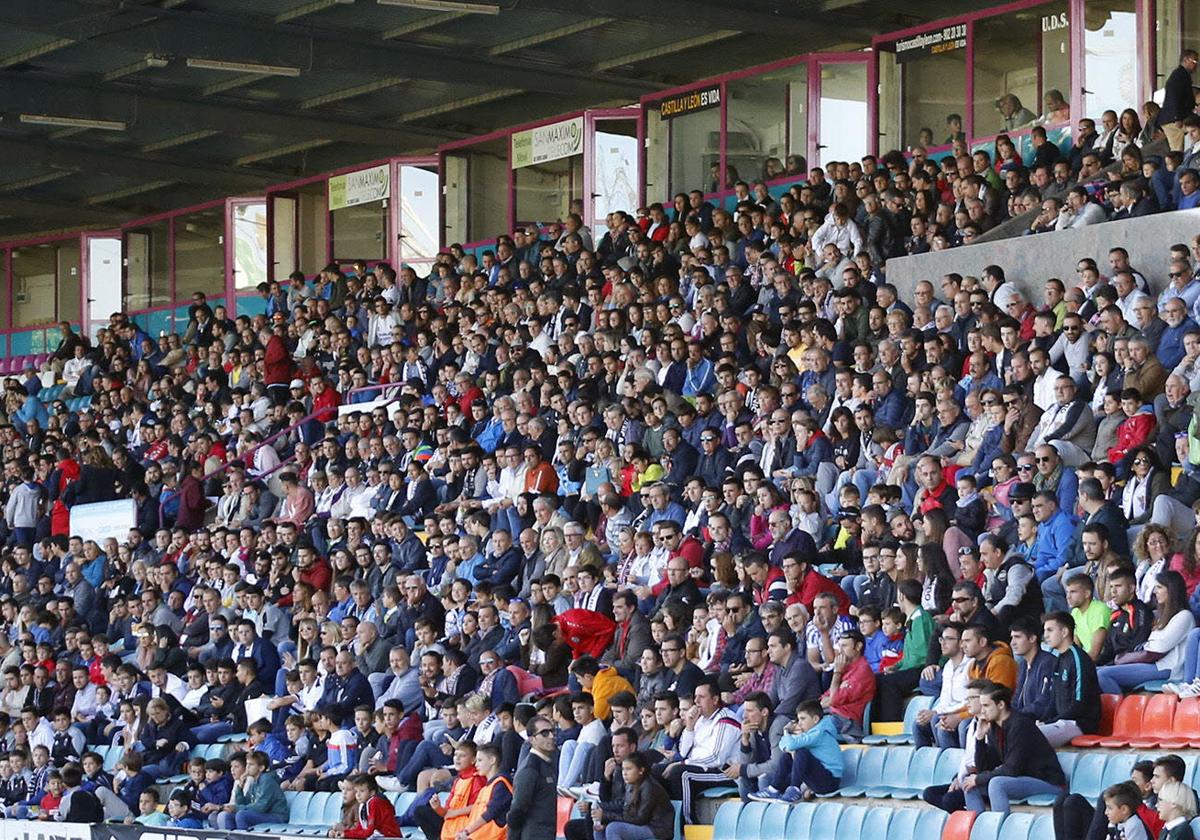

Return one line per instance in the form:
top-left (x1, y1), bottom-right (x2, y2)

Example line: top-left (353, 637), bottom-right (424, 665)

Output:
top-left (1033, 462), bottom-right (1063, 494)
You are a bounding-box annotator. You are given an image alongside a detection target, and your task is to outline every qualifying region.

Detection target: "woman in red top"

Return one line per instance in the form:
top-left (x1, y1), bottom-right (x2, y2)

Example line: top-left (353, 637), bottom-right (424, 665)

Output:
top-left (337, 774), bottom-right (399, 839)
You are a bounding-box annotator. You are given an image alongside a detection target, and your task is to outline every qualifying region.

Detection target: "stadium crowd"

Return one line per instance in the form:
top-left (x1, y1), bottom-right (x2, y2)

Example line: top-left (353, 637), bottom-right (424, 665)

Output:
top-left (2, 51), bottom-right (1200, 840)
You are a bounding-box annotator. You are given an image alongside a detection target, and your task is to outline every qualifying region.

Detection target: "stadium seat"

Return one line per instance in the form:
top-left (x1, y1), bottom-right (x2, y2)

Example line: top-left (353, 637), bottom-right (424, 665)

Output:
top-left (1070, 753), bottom-right (1109, 800)
top-left (302, 792), bottom-right (331, 830)
top-left (810, 803), bottom-right (842, 838)
top-left (735, 802), bottom-right (767, 840)
top-left (885, 808), bottom-right (920, 840)
top-left (1068, 694), bottom-right (1119, 746)
top-left (864, 745), bottom-right (914, 798)
top-left (1191, 816), bottom-right (1200, 840)
top-left (712, 802), bottom-right (740, 840)
top-left (837, 805), bottom-right (868, 837)
top-left (321, 793), bottom-right (344, 824)
top-left (838, 747), bottom-right (863, 787)
top-left (837, 747), bottom-right (884, 796)
top-left (1030, 815), bottom-right (1054, 839)
top-left (864, 695), bottom-right (933, 745)
top-left (784, 802), bottom-right (816, 839)
top-left (1100, 753), bottom-right (1139, 790)
top-left (941, 810), bottom-right (976, 840)
top-left (1159, 698), bottom-right (1200, 749)
top-left (759, 803), bottom-right (788, 840)
top-left (913, 809), bottom-right (947, 838)
top-left (968, 812), bottom-right (1005, 840)
top-left (933, 748), bottom-right (964, 787)
top-left (861, 805), bottom-right (893, 836)
top-left (998, 813), bottom-right (1039, 840)
top-left (1057, 752), bottom-right (1079, 784)
top-left (1082, 695), bottom-right (1147, 748)
top-left (1127, 693), bottom-right (1178, 748)
top-left (556, 796), bottom-right (574, 837)
top-left (893, 746), bottom-right (941, 799)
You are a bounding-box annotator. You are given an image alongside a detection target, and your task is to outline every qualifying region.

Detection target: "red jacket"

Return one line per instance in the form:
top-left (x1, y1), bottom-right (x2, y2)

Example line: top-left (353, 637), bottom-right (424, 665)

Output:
top-left (824, 655), bottom-right (876, 725)
top-left (1107, 409), bottom-right (1156, 464)
top-left (786, 569), bottom-right (851, 615)
top-left (263, 335), bottom-right (294, 386)
top-left (344, 795), bottom-right (399, 839)
top-left (312, 385), bottom-right (341, 423)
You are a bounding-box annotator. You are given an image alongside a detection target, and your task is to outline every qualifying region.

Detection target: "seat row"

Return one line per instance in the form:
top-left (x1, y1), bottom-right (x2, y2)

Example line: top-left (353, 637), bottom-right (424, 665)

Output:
top-left (0, 353), bottom-right (50, 375)
top-left (1072, 694), bottom-right (1200, 748)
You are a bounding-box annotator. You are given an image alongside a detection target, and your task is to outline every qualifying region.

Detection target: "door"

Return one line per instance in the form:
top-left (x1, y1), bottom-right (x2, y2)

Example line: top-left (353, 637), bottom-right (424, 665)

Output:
top-left (395, 160), bottom-right (440, 275)
top-left (228, 198), bottom-right (268, 301)
top-left (269, 193), bottom-right (299, 281)
top-left (812, 57), bottom-right (871, 166)
top-left (81, 232), bottom-right (122, 341)
top-left (585, 112), bottom-right (642, 235)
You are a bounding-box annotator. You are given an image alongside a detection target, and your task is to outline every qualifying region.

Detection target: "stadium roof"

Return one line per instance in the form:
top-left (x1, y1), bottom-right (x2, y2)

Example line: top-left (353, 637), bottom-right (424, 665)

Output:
top-left (0, 0), bottom-right (994, 237)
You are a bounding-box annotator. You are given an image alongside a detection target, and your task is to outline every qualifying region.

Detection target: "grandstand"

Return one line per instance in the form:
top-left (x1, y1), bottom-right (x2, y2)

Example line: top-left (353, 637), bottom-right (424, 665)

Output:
top-left (1, 2), bottom-right (1200, 840)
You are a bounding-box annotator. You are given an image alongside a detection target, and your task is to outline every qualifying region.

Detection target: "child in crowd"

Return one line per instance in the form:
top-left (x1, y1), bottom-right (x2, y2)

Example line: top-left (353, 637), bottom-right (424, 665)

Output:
top-left (954, 474), bottom-right (986, 539)
top-left (878, 608), bottom-right (907, 672)
top-left (750, 699), bottom-right (843, 803)
top-left (1157, 781), bottom-right (1200, 839)
top-left (166, 790), bottom-right (205, 828)
top-left (857, 607), bottom-right (889, 673)
top-left (114, 748), bottom-right (153, 817)
top-left (130, 789), bottom-right (168, 826)
top-left (1102, 781), bottom-right (1151, 840)
top-left (195, 758), bottom-right (233, 817)
top-left (335, 773), bottom-right (399, 839)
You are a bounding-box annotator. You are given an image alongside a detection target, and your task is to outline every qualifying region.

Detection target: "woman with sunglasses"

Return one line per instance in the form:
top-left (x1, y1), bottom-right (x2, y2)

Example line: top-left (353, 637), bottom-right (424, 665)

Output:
top-left (1120, 447), bottom-right (1170, 543)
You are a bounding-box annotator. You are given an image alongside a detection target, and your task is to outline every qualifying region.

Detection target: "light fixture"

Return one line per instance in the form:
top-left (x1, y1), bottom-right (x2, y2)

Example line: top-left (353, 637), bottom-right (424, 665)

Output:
top-left (185, 58), bottom-right (302, 77)
top-left (376, 0), bottom-right (499, 14)
top-left (19, 113), bottom-right (127, 131)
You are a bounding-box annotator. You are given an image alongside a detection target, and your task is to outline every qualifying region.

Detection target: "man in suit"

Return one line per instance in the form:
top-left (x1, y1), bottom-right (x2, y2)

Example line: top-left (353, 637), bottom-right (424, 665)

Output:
top-left (464, 605), bottom-right (506, 670)
top-left (229, 620), bottom-right (280, 692)
top-left (319, 650), bottom-right (374, 726)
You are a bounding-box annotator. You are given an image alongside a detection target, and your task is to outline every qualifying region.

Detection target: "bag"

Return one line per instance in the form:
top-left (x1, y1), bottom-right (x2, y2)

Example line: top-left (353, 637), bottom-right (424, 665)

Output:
top-left (1113, 649), bottom-right (1164, 666)
top-left (554, 609), bottom-right (616, 658)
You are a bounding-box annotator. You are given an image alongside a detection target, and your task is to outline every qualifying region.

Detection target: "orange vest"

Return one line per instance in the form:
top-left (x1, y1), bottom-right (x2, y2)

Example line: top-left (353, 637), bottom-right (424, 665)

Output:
top-left (466, 775), bottom-right (513, 840)
top-left (440, 773), bottom-right (481, 840)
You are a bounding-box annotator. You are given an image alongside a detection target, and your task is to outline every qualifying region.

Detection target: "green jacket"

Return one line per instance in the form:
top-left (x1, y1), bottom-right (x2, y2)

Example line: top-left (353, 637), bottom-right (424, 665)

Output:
top-left (234, 772), bottom-right (289, 819)
top-left (898, 607), bottom-right (935, 671)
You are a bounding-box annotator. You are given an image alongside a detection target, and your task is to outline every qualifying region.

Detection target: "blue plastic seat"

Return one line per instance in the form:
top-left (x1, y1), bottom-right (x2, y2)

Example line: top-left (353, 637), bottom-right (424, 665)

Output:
top-left (1071, 753), bottom-right (1109, 800)
top-left (886, 808), bottom-right (920, 840)
top-left (932, 748), bottom-right (963, 787)
top-left (811, 803), bottom-right (843, 838)
top-left (1101, 753), bottom-right (1138, 789)
top-left (303, 792), bottom-right (331, 827)
top-left (395, 792), bottom-right (417, 815)
top-left (1058, 752), bottom-right (1079, 783)
top-left (836, 805), bottom-right (868, 837)
top-left (896, 746), bottom-right (941, 799)
top-left (838, 747), bottom-right (863, 786)
top-left (735, 802), bottom-right (767, 840)
top-left (969, 811), bottom-right (1005, 840)
top-left (862, 806), bottom-right (893, 837)
top-left (864, 746), bottom-right (914, 798)
top-left (712, 802), bottom-right (741, 840)
top-left (1191, 816), bottom-right (1200, 840)
top-left (997, 813), bottom-right (1037, 840)
top-left (759, 803), bottom-right (788, 840)
top-left (867, 695), bottom-right (935, 745)
top-left (837, 747), bottom-right (885, 796)
top-left (321, 793), bottom-right (344, 824)
top-left (1031, 815), bottom-right (1054, 839)
top-left (784, 802), bottom-right (816, 839)
top-left (915, 809), bottom-right (948, 837)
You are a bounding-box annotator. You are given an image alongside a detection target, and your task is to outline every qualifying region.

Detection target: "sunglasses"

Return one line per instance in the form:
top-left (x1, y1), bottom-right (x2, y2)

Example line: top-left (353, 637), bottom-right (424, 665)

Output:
top-left (1017, 464), bottom-right (1034, 471)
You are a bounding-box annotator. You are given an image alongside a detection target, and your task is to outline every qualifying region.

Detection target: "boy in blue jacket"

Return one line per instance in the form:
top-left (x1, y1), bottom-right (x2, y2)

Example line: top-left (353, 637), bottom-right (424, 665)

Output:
top-left (750, 699), bottom-right (844, 803)
top-left (165, 791), bottom-right (206, 828)
top-left (195, 759), bottom-right (233, 816)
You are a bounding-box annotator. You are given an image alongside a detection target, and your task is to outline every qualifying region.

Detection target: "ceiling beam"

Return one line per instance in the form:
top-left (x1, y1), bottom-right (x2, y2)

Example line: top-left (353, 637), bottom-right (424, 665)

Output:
top-left (488, 17), bottom-right (613, 56)
top-left (275, 0), bottom-right (356, 23)
top-left (0, 137), bottom-right (276, 192)
top-left (235, 139), bottom-right (333, 165)
top-left (593, 30), bottom-right (740, 71)
top-left (380, 11), bottom-right (464, 38)
top-left (87, 181), bottom-right (174, 204)
top-left (140, 130), bottom-right (222, 152)
top-left (0, 0), bottom-right (662, 98)
top-left (0, 73), bottom-right (436, 147)
top-left (0, 37), bottom-right (75, 69)
top-left (200, 73), bottom-right (270, 96)
top-left (0, 197), bottom-right (137, 225)
top-left (0, 173), bottom-right (72, 192)
top-left (299, 76), bottom-right (408, 109)
top-left (396, 88), bottom-right (522, 121)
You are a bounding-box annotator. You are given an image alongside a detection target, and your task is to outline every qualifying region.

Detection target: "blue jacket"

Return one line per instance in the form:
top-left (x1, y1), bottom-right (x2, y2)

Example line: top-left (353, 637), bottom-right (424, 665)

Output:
top-left (792, 435), bottom-right (833, 478)
top-left (874, 389), bottom-right (909, 430)
top-left (779, 715), bottom-right (844, 778)
top-left (971, 423), bottom-right (1005, 485)
top-left (1013, 649), bottom-right (1057, 722)
top-left (1034, 510), bottom-right (1077, 580)
top-left (1158, 317), bottom-right (1199, 371)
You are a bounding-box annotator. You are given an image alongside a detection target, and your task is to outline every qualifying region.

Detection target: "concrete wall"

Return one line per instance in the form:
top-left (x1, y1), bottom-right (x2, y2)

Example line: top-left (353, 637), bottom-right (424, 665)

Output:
top-left (886, 209), bottom-right (1200, 306)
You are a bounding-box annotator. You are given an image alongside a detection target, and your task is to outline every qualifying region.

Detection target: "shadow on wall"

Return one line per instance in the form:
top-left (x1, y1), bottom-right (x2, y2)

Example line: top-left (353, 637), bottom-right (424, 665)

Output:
top-left (886, 208), bottom-right (1200, 307)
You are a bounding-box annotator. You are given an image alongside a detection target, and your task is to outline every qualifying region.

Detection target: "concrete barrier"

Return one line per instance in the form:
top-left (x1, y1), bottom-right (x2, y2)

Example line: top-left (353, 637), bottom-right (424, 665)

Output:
top-left (885, 208), bottom-right (1200, 306)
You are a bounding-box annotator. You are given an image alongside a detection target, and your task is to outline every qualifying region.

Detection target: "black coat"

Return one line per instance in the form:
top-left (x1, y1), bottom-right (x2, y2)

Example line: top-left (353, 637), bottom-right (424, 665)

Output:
top-left (974, 711), bottom-right (1067, 788)
top-left (508, 751), bottom-right (558, 840)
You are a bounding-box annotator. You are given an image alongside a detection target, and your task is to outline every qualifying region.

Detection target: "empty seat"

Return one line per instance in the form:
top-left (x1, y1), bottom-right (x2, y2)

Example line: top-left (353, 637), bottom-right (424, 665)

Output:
top-left (1057, 752), bottom-right (1079, 784)
top-left (969, 812), bottom-right (1005, 840)
top-left (784, 802), bottom-right (816, 839)
top-left (885, 808), bottom-right (920, 840)
top-left (894, 746), bottom-right (941, 799)
top-left (1101, 753), bottom-right (1139, 790)
top-left (997, 813), bottom-right (1038, 840)
top-left (1071, 753), bottom-right (1110, 800)
top-left (942, 810), bottom-right (977, 840)
top-left (865, 746), bottom-right (914, 798)
top-left (303, 792), bottom-right (331, 826)
top-left (735, 802), bottom-right (767, 840)
top-left (810, 803), bottom-right (843, 838)
top-left (864, 695), bottom-right (933, 745)
top-left (838, 747), bottom-right (885, 796)
top-left (322, 793), bottom-right (345, 824)
top-left (758, 803), bottom-right (788, 840)
top-left (838, 747), bottom-right (863, 787)
top-left (914, 809), bottom-right (947, 837)
top-left (1075, 695), bottom-right (1147, 748)
top-left (1128, 694), bottom-right (1178, 748)
top-left (933, 748), bottom-right (964, 787)
top-left (836, 805), bottom-right (868, 837)
top-left (1031, 815), bottom-right (1054, 839)
top-left (1159, 697), bottom-right (1200, 749)
top-left (712, 802), bottom-right (740, 840)
top-left (862, 806), bottom-right (892, 837)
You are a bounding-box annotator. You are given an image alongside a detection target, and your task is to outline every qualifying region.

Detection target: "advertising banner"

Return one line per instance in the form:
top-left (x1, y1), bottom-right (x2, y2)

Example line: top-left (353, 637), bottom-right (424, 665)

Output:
top-left (328, 164), bottom-right (391, 210)
top-left (511, 116), bottom-right (584, 169)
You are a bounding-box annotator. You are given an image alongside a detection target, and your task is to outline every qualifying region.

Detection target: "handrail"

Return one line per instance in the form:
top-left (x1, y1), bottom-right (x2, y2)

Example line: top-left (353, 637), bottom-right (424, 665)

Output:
top-left (155, 381), bottom-right (401, 527)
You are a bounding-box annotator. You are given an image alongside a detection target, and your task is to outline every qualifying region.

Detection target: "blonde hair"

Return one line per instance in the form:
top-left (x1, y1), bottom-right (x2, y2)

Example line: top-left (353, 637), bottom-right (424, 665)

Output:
top-left (1158, 781), bottom-right (1198, 819)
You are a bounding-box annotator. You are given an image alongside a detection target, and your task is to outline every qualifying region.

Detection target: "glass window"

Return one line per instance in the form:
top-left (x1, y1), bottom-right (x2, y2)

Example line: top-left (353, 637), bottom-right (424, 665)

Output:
top-left (331, 201), bottom-right (387, 262)
top-left (398, 164), bottom-right (440, 270)
top-left (880, 28), bottom-right (967, 151)
top-left (817, 61), bottom-right (869, 165)
top-left (591, 120), bottom-right (640, 234)
top-left (11, 244), bottom-right (57, 328)
top-left (174, 208), bottom-right (225, 298)
top-left (297, 183), bottom-right (327, 275)
top-left (726, 64), bottom-right (809, 184)
top-left (444, 138), bottom-right (510, 244)
top-left (56, 239), bottom-right (80, 324)
top-left (514, 154), bottom-right (583, 227)
top-left (645, 104), bottom-right (669, 204)
top-left (271, 195), bottom-right (297, 281)
top-left (234, 202), bottom-right (268, 291)
top-left (125, 222), bottom-right (169, 310)
top-left (1084, 0), bottom-right (1139, 119)
top-left (973, 3), bottom-right (1071, 135)
top-left (669, 105), bottom-right (721, 196)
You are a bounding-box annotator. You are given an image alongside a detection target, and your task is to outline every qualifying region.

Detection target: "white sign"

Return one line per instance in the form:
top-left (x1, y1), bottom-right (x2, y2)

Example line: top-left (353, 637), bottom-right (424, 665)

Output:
top-left (511, 116), bottom-right (584, 169)
top-left (328, 164), bottom-right (391, 211)
top-left (69, 498), bottom-right (136, 545)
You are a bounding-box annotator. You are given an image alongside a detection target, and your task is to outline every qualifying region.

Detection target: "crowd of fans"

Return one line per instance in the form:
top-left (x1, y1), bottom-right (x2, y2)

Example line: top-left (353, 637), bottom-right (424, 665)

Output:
top-left (2, 53), bottom-right (1200, 840)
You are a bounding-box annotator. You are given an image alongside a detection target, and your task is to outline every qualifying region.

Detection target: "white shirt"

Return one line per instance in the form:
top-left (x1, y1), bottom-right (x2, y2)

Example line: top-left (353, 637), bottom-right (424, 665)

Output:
top-left (1032, 372), bottom-right (1058, 413)
top-left (933, 655), bottom-right (972, 715)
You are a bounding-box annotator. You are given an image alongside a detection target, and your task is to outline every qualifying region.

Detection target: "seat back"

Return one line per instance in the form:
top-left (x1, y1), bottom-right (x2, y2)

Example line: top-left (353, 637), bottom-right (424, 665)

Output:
top-left (1071, 753), bottom-right (1110, 800)
top-left (878, 746), bottom-right (914, 787)
top-left (862, 806), bottom-right (893, 837)
top-left (901, 695), bottom-right (934, 735)
top-left (1057, 752), bottom-right (1078, 783)
top-left (1096, 694), bottom-right (1121, 736)
top-left (288, 793), bottom-right (309, 823)
top-left (1031, 815), bottom-right (1054, 839)
top-left (759, 803), bottom-right (788, 840)
top-left (885, 808), bottom-right (920, 840)
top-left (933, 748), bottom-right (964, 786)
top-left (735, 802), bottom-right (768, 840)
top-left (1100, 753), bottom-right (1138, 789)
top-left (997, 813), bottom-right (1037, 840)
top-left (854, 747), bottom-right (887, 787)
top-left (1140, 693), bottom-right (1179, 735)
top-left (914, 809), bottom-right (947, 837)
top-left (839, 747), bottom-right (863, 786)
top-left (941, 810), bottom-right (977, 840)
top-left (1173, 697), bottom-right (1200, 736)
top-left (712, 802), bottom-right (741, 840)
top-left (969, 812), bottom-right (1005, 840)
top-left (811, 803), bottom-right (843, 838)
top-left (322, 793), bottom-right (344, 824)
top-left (304, 792), bottom-right (331, 824)
top-left (785, 803), bottom-right (816, 839)
top-left (1110, 694), bottom-right (1149, 736)
top-left (905, 746), bottom-right (941, 789)
top-left (836, 805), bottom-right (868, 838)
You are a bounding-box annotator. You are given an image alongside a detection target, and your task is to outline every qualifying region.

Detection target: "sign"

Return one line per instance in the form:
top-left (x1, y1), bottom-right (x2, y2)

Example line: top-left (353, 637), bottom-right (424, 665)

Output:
top-left (1042, 11), bottom-right (1068, 31)
top-left (5, 819), bottom-right (92, 840)
top-left (894, 23), bottom-right (967, 63)
top-left (659, 84), bottom-right (721, 120)
top-left (69, 498), bottom-right (136, 545)
top-left (511, 116), bottom-right (584, 169)
top-left (328, 164), bottom-right (390, 211)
